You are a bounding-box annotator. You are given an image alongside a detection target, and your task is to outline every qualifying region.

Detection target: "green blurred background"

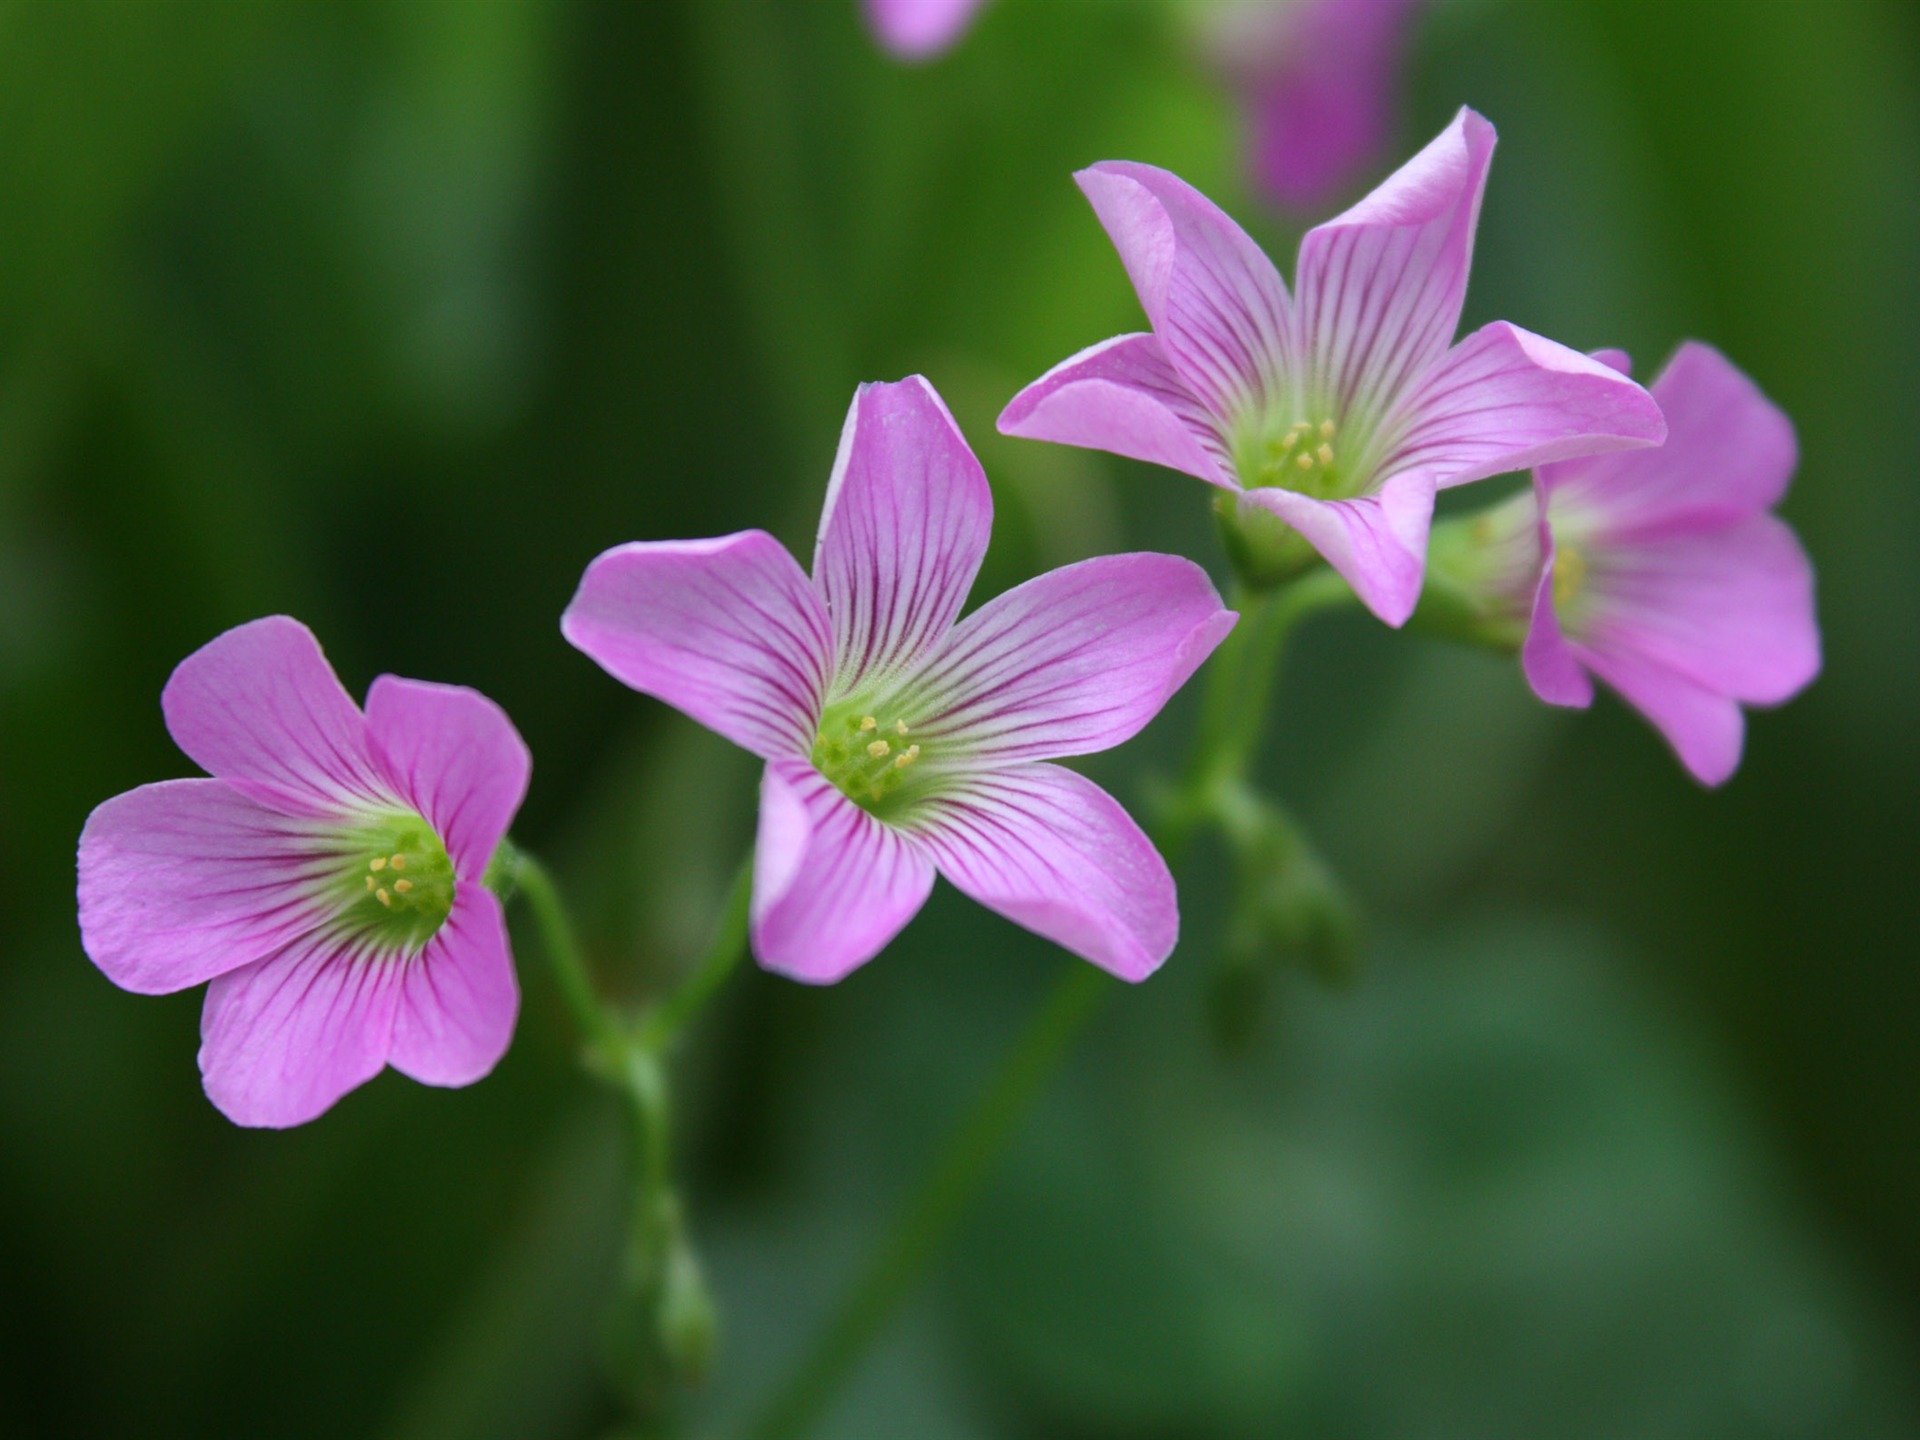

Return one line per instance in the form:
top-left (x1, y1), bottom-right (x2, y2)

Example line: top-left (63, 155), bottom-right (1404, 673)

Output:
top-left (2, 0), bottom-right (1916, 1435)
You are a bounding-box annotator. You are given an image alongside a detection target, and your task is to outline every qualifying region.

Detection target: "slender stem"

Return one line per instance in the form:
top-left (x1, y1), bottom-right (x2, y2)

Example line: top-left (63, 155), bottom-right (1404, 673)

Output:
top-left (511, 848), bottom-right (627, 1068)
top-left (639, 858), bottom-right (755, 1051)
top-left (742, 963), bottom-right (1111, 1440)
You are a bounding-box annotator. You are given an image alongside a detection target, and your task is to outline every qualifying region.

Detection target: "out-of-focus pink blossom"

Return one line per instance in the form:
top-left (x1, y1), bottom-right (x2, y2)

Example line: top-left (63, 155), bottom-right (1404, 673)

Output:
top-left (864, 0), bottom-right (989, 60)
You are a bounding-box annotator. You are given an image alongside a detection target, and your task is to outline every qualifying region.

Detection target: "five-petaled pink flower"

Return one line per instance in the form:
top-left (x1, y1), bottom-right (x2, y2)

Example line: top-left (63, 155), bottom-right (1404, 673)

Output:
top-left (562, 377), bottom-right (1235, 984)
top-left (864, 0), bottom-right (988, 60)
top-left (999, 108), bottom-right (1667, 626)
top-left (1205, 0), bottom-right (1425, 212)
top-left (77, 617), bottom-right (530, 1127)
top-left (1515, 342), bottom-right (1820, 785)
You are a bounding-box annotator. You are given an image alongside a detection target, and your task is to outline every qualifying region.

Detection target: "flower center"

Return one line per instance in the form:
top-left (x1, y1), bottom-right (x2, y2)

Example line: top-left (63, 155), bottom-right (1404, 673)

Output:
top-left (812, 704), bottom-right (927, 817)
top-left (1250, 417), bottom-right (1344, 498)
top-left (332, 811), bottom-right (456, 952)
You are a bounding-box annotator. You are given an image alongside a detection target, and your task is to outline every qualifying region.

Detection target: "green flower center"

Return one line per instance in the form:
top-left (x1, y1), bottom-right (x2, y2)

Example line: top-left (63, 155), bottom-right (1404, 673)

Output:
top-left (811, 700), bottom-right (931, 819)
top-left (330, 811), bottom-right (456, 952)
top-left (1247, 415), bottom-right (1346, 497)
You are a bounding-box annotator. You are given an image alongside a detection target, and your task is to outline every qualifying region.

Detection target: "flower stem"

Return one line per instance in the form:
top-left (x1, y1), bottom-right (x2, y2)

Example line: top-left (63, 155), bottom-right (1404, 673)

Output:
top-left (741, 961), bottom-right (1111, 1440)
top-left (508, 846), bottom-right (628, 1070)
top-left (640, 858), bottom-right (754, 1051)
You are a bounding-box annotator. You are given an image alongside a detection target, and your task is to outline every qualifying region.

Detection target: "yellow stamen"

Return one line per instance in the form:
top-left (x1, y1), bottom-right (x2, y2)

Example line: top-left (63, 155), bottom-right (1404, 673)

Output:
top-left (859, 715), bottom-right (877, 732)
top-left (365, 876), bottom-right (375, 891)
top-left (1553, 545), bottom-right (1588, 611)
top-left (1295, 453), bottom-right (1314, 471)
top-left (393, 878), bottom-right (414, 894)
top-left (867, 740), bottom-right (890, 759)
top-left (376, 887), bottom-right (392, 907)
top-left (390, 854), bottom-right (406, 871)
top-left (1317, 443), bottom-right (1334, 465)
top-left (1277, 431), bottom-right (1298, 452)
top-left (894, 720), bottom-right (909, 736)
top-left (894, 744), bottom-right (921, 769)
top-left (370, 856), bottom-right (387, 872)
top-left (1319, 419), bottom-right (1336, 440)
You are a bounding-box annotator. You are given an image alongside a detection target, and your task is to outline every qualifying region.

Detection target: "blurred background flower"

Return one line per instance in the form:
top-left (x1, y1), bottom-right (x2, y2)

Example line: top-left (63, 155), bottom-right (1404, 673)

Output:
top-left (1, 1), bottom-right (1915, 1437)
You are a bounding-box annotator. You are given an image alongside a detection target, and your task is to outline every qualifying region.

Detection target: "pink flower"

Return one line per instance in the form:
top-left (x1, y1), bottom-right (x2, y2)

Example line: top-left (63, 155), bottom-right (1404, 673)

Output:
top-left (999, 108), bottom-right (1667, 626)
top-left (1519, 343), bottom-right (1820, 785)
top-left (77, 618), bottom-right (530, 1128)
top-left (1205, 0), bottom-right (1425, 212)
top-left (864, 0), bottom-right (988, 60)
top-left (563, 377), bottom-right (1235, 984)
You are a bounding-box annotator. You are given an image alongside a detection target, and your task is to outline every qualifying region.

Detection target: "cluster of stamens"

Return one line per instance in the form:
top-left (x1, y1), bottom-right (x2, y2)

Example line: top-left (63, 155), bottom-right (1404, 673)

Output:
top-left (813, 710), bottom-right (924, 811)
top-left (1552, 543), bottom-right (1588, 613)
top-left (363, 852), bottom-right (415, 909)
top-left (1258, 418), bottom-right (1338, 486)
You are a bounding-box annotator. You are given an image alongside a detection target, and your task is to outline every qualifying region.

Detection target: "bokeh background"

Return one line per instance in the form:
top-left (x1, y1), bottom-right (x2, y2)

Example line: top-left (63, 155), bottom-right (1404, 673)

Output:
top-left (3, 0), bottom-right (1917, 1435)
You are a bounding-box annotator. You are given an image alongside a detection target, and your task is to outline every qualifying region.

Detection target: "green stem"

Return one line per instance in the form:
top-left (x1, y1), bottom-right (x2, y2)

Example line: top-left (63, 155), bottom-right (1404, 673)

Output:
top-left (639, 858), bottom-right (755, 1052)
top-left (509, 847), bottom-right (627, 1070)
top-left (742, 962), bottom-right (1111, 1440)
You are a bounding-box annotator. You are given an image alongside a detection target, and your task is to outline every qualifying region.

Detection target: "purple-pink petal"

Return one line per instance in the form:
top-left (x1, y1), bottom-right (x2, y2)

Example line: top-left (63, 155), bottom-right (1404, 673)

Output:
top-left (904, 553), bottom-right (1236, 761)
top-left (1242, 470), bottom-right (1436, 626)
top-left (77, 778), bottom-right (342, 996)
top-left (1580, 516), bottom-right (1820, 706)
top-left (864, 0), bottom-right (986, 60)
top-left (814, 377), bottom-right (993, 693)
top-left (386, 887), bottom-right (518, 1088)
top-left (911, 764), bottom-right (1176, 982)
top-left (1295, 107), bottom-right (1494, 423)
top-left (161, 616), bottom-right (394, 816)
top-left (1383, 321), bottom-right (1667, 491)
top-left (1520, 525), bottom-right (1595, 708)
top-left (1233, 0), bottom-right (1423, 213)
top-left (364, 676), bottom-right (530, 880)
top-left (198, 927), bottom-right (404, 1128)
top-left (562, 532), bottom-right (832, 761)
top-left (1540, 341), bottom-right (1799, 536)
top-left (997, 333), bottom-right (1237, 489)
top-left (1575, 643), bottom-right (1746, 788)
top-left (1075, 161), bottom-right (1293, 419)
top-left (751, 757), bottom-right (936, 983)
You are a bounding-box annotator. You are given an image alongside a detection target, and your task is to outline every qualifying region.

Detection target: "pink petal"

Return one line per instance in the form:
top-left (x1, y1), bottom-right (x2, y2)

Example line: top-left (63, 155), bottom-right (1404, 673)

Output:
top-left (864, 0), bottom-right (987, 60)
top-left (198, 928), bottom-right (404, 1128)
top-left (77, 778), bottom-right (345, 996)
top-left (1075, 161), bottom-right (1292, 420)
top-left (814, 378), bottom-right (994, 694)
top-left (750, 757), bottom-right (935, 983)
top-left (1294, 108), bottom-right (1495, 423)
top-left (902, 553), bottom-right (1236, 761)
top-left (364, 676), bottom-right (530, 880)
top-left (1383, 321), bottom-right (1667, 490)
top-left (1575, 643), bottom-right (1746, 788)
top-left (1520, 521), bottom-right (1596, 708)
top-left (1584, 515), bottom-right (1820, 706)
top-left (911, 764), bottom-right (1176, 981)
top-left (562, 532), bottom-right (832, 761)
top-left (1235, 0), bottom-right (1423, 212)
top-left (386, 887), bottom-right (518, 1088)
top-left (1242, 469), bottom-right (1436, 625)
top-left (1541, 341), bottom-right (1799, 537)
top-left (161, 616), bottom-right (392, 816)
top-left (997, 334), bottom-right (1237, 489)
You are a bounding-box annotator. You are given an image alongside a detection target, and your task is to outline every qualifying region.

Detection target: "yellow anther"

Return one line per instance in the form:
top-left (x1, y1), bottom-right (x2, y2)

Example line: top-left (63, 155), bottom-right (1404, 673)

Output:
top-left (1553, 545), bottom-right (1588, 611)
top-left (390, 854), bottom-right (406, 871)
top-left (1295, 453), bottom-right (1314, 471)
top-left (393, 878), bottom-right (414, 894)
top-left (365, 876), bottom-right (375, 892)
top-left (1317, 443), bottom-right (1334, 465)
top-left (867, 740), bottom-right (890, 759)
top-left (376, 887), bottom-right (392, 907)
top-left (1319, 419), bottom-right (1336, 440)
top-left (1277, 431), bottom-right (1298, 452)
top-left (370, 856), bottom-right (387, 872)
top-left (894, 720), bottom-right (909, 736)
top-left (894, 744), bottom-right (921, 770)
top-left (859, 715), bottom-right (877, 732)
